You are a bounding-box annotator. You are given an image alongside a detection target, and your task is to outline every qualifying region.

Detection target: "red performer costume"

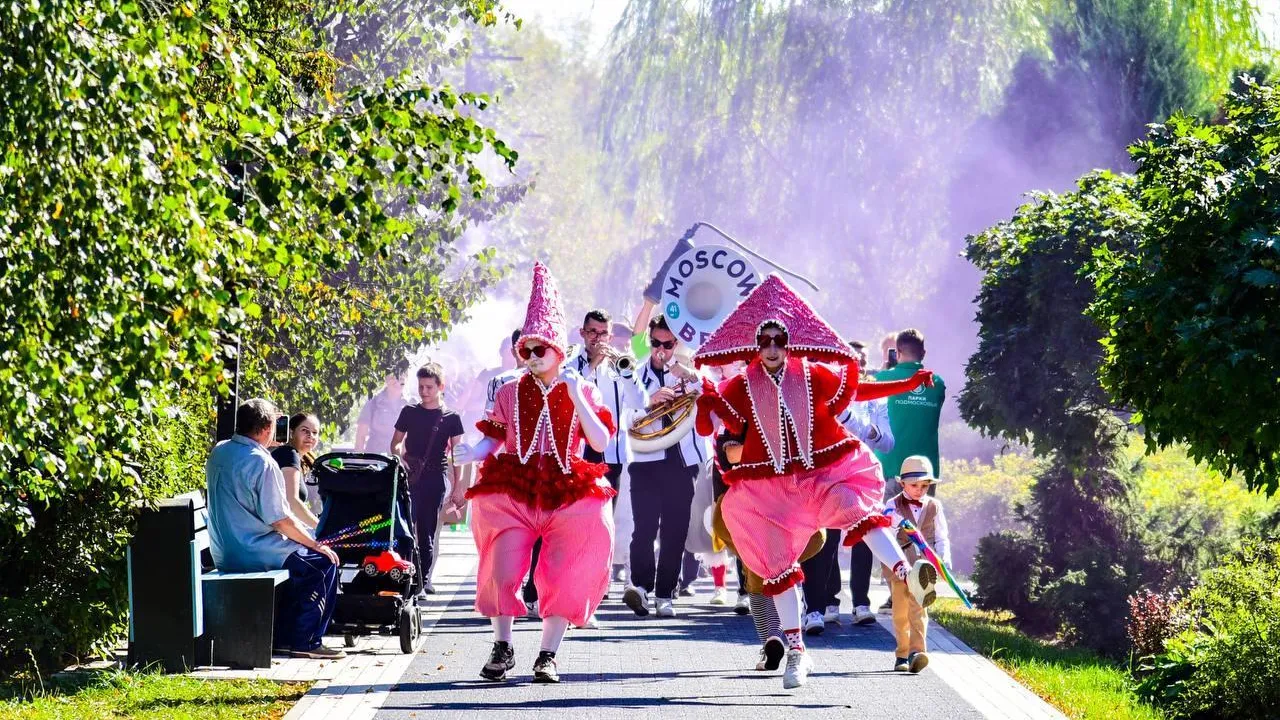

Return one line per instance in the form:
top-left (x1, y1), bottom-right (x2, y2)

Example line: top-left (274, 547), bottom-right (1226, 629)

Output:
top-left (461, 263), bottom-right (617, 684)
top-left (692, 275), bottom-right (938, 689)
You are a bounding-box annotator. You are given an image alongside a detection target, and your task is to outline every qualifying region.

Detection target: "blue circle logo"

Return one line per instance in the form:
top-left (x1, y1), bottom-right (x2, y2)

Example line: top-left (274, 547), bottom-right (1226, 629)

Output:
top-left (666, 301), bottom-right (681, 319)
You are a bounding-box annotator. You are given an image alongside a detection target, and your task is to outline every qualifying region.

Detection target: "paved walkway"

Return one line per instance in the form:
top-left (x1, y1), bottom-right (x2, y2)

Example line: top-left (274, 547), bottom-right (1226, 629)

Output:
top-left (264, 530), bottom-right (1063, 720)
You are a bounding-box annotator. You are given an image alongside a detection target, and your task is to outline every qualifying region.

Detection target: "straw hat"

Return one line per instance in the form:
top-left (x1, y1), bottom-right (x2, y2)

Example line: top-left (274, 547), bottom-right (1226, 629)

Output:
top-left (897, 456), bottom-right (940, 484)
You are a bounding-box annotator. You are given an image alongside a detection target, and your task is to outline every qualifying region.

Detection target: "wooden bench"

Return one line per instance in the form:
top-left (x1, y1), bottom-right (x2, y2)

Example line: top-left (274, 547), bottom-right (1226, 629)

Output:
top-left (201, 567), bottom-right (290, 669)
top-left (127, 492), bottom-right (294, 671)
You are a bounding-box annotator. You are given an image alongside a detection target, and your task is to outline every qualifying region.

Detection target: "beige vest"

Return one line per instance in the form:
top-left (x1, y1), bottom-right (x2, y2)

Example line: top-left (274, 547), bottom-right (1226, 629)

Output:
top-left (892, 493), bottom-right (937, 565)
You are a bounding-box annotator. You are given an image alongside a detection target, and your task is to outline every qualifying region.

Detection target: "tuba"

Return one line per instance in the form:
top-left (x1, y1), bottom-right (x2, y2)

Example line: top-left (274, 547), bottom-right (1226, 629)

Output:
top-left (628, 358), bottom-right (699, 454)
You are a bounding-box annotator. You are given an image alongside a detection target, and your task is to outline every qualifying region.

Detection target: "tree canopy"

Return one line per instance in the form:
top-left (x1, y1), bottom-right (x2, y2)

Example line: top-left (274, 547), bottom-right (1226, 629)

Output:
top-left (0, 0), bottom-right (514, 674)
top-left (1090, 79), bottom-right (1280, 494)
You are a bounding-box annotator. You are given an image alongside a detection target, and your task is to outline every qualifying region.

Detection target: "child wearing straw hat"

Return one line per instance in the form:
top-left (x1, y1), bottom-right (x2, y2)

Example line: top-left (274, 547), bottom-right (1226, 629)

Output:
top-left (883, 455), bottom-right (952, 674)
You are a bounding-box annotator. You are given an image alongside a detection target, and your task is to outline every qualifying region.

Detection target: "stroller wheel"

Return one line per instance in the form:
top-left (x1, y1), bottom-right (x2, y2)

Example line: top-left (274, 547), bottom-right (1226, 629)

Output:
top-left (398, 608), bottom-right (417, 654)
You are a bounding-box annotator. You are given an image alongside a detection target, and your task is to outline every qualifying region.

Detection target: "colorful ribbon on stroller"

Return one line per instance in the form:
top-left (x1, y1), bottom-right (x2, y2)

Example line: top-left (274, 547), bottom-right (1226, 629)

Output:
top-left (317, 514), bottom-right (393, 549)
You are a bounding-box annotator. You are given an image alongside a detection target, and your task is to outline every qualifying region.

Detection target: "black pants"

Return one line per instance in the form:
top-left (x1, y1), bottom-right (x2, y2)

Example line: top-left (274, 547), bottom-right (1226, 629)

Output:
top-left (628, 455), bottom-right (697, 599)
top-left (801, 529), bottom-right (842, 612)
top-left (849, 539), bottom-right (873, 608)
top-left (680, 551), bottom-right (700, 589)
top-left (409, 469), bottom-right (447, 580)
top-left (524, 462), bottom-right (624, 603)
top-left (605, 463), bottom-right (623, 508)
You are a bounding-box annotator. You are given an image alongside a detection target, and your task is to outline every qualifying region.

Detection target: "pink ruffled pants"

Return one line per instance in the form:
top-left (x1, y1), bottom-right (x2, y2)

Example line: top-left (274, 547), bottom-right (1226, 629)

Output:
top-left (721, 444), bottom-right (886, 594)
top-left (470, 492), bottom-right (613, 627)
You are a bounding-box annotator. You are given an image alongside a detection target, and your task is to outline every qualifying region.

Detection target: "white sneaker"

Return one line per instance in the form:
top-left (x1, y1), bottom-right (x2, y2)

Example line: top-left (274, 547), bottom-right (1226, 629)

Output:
top-left (782, 649), bottom-right (814, 689)
top-left (733, 592), bottom-right (750, 615)
top-left (823, 605), bottom-right (840, 624)
top-left (710, 587), bottom-right (729, 605)
top-left (655, 597), bottom-right (676, 617)
top-left (803, 610), bottom-right (825, 635)
top-left (853, 605), bottom-right (876, 626)
top-left (622, 585), bottom-right (650, 617)
top-left (907, 559), bottom-right (938, 608)
top-left (581, 613), bottom-right (600, 629)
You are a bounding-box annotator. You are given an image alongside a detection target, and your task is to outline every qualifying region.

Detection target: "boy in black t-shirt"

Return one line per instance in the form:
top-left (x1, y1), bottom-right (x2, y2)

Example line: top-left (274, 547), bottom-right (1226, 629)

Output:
top-left (391, 363), bottom-right (465, 598)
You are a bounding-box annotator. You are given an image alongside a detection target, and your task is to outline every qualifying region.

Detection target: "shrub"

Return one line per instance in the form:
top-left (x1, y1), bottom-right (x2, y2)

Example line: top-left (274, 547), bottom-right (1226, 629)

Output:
top-left (1127, 588), bottom-right (1184, 659)
top-left (1040, 559), bottom-right (1142, 656)
top-left (1137, 541), bottom-right (1280, 718)
top-left (971, 530), bottom-right (1056, 633)
top-left (0, 389), bottom-right (212, 680)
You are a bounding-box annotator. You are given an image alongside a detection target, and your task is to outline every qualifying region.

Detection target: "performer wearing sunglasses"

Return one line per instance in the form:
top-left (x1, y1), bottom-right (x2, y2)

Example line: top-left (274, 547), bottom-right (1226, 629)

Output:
top-left (621, 315), bottom-right (710, 618)
top-left (692, 275), bottom-right (938, 690)
top-left (456, 263), bottom-right (617, 684)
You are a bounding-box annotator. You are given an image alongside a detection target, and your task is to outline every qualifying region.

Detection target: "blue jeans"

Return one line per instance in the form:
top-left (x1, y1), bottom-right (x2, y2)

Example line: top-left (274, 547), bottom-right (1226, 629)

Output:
top-left (277, 548), bottom-right (338, 651)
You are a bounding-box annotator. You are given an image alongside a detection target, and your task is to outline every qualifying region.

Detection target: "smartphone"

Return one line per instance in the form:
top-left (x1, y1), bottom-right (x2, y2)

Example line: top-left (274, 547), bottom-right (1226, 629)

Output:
top-left (886, 348), bottom-right (898, 369)
top-left (273, 415), bottom-right (290, 444)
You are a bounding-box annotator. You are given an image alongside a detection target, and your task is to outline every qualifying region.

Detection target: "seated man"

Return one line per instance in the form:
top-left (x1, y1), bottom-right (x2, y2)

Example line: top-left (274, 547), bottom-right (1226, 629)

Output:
top-left (205, 398), bottom-right (345, 659)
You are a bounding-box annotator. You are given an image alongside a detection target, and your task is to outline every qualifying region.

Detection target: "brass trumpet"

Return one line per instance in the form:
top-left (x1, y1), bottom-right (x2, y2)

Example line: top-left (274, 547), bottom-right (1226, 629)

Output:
top-left (601, 346), bottom-right (635, 374)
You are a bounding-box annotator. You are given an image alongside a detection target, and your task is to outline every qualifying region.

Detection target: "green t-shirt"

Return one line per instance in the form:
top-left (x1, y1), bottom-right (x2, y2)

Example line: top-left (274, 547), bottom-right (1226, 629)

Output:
top-left (872, 361), bottom-right (946, 479)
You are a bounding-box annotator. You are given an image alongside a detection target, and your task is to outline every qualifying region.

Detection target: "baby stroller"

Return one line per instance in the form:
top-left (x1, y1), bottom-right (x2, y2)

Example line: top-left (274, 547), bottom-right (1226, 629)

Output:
top-left (312, 451), bottom-right (423, 653)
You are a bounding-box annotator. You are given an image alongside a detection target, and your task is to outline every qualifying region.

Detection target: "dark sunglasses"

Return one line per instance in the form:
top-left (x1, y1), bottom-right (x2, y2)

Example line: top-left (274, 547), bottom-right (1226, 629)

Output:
top-left (650, 337), bottom-right (677, 350)
top-left (518, 344), bottom-right (552, 360)
top-left (757, 334), bottom-right (789, 349)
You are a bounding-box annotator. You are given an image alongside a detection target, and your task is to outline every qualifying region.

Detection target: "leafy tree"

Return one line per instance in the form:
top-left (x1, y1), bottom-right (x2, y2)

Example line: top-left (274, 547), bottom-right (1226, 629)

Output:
top-left (949, 0), bottom-right (1267, 238)
top-left (0, 0), bottom-right (513, 675)
top-left (961, 171), bottom-right (1151, 654)
top-left (1090, 80), bottom-right (1280, 494)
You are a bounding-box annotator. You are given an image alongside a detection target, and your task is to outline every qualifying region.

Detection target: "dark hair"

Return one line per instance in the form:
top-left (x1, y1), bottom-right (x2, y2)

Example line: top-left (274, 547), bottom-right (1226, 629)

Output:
top-left (583, 309), bottom-right (611, 326)
top-left (648, 315), bottom-right (671, 335)
top-left (896, 328), bottom-right (926, 359)
top-left (848, 340), bottom-right (866, 352)
top-left (288, 413), bottom-right (319, 432)
top-left (416, 362), bottom-right (445, 384)
top-left (758, 320), bottom-right (787, 336)
top-left (510, 328), bottom-right (522, 346)
top-left (236, 398), bottom-right (278, 436)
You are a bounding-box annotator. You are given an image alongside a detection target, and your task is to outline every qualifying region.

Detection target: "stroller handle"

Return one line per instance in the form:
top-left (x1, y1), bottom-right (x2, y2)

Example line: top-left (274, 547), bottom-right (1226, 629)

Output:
top-left (314, 451), bottom-right (406, 469)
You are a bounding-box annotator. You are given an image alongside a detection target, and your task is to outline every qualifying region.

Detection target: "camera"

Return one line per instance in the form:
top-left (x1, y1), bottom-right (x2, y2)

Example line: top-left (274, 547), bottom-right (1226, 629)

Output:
top-left (273, 415), bottom-right (290, 445)
top-left (886, 348), bottom-right (898, 369)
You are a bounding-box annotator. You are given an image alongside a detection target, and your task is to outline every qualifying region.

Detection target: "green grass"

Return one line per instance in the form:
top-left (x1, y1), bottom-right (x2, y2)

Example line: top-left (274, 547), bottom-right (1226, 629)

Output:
top-left (931, 599), bottom-right (1164, 720)
top-left (0, 671), bottom-right (308, 720)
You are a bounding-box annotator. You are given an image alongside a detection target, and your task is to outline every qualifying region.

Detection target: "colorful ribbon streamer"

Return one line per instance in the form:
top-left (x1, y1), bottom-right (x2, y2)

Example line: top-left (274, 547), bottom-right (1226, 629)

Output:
top-left (897, 517), bottom-right (973, 610)
top-left (318, 514), bottom-right (391, 545)
top-left (325, 540), bottom-right (392, 551)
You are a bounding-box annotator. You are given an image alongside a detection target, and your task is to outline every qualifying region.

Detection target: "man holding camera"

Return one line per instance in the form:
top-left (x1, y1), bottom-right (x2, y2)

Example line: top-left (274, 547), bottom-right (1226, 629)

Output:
top-left (874, 328), bottom-right (946, 494)
top-left (205, 398), bottom-right (345, 659)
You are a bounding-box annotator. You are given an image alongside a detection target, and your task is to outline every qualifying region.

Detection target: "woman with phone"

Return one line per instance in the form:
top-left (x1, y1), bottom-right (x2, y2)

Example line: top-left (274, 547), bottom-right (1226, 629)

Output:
top-left (271, 413), bottom-right (323, 530)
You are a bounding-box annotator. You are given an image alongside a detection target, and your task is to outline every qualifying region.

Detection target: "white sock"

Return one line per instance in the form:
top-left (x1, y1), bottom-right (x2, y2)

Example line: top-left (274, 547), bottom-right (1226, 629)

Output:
top-left (540, 616), bottom-right (570, 653)
top-left (492, 616), bottom-right (514, 643)
top-left (771, 585), bottom-right (804, 651)
top-left (863, 526), bottom-right (910, 579)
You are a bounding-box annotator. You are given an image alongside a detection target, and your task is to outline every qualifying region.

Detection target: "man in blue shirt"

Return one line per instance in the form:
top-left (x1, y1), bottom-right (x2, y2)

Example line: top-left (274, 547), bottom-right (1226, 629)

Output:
top-left (206, 398), bottom-right (345, 659)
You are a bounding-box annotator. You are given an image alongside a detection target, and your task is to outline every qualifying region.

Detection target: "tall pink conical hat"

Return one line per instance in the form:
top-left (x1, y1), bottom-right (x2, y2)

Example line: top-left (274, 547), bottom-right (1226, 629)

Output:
top-left (519, 261), bottom-right (569, 358)
top-left (693, 274), bottom-right (853, 367)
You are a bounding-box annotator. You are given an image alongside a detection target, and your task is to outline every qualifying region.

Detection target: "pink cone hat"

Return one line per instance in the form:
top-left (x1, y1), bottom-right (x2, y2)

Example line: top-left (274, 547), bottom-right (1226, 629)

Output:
top-left (693, 274), bottom-right (853, 367)
top-left (519, 262), bottom-right (569, 358)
